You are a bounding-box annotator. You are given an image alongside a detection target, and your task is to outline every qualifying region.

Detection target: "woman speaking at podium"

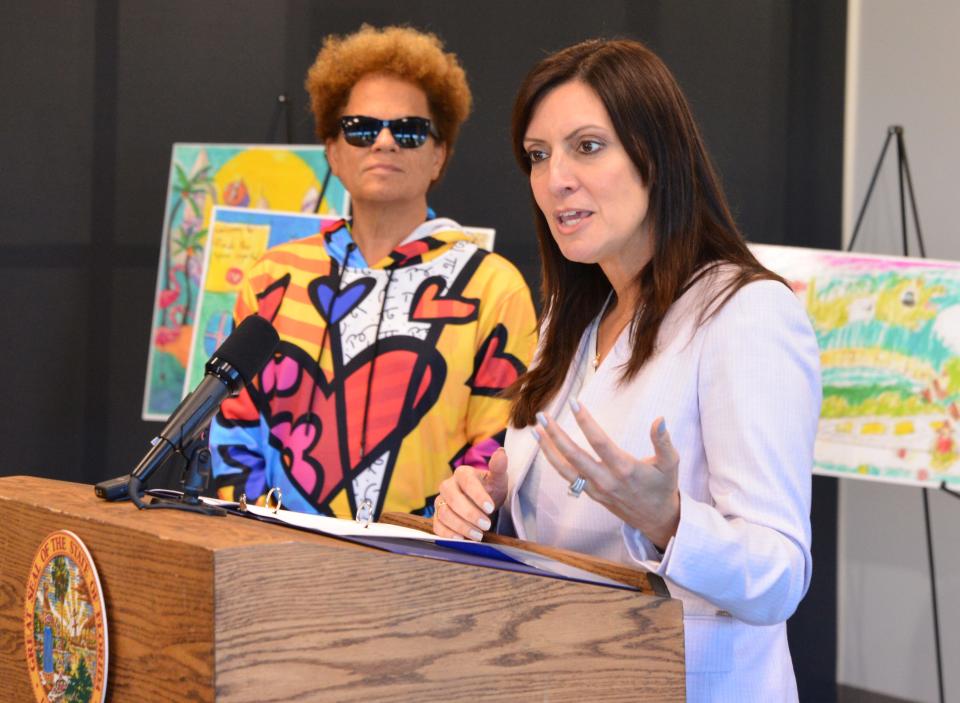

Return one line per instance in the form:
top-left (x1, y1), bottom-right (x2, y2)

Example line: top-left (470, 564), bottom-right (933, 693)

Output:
top-left (433, 38), bottom-right (821, 701)
top-left (209, 26), bottom-right (536, 521)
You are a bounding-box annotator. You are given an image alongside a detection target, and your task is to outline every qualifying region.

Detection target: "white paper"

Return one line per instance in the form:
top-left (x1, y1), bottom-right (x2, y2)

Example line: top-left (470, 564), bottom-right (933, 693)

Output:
top-left (242, 504), bottom-right (448, 541)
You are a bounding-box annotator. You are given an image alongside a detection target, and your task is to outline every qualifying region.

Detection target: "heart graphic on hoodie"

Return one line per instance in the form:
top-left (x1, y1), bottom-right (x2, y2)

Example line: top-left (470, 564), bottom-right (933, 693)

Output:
top-left (409, 276), bottom-right (478, 324)
top-left (467, 324), bottom-right (526, 395)
top-left (263, 337), bottom-right (446, 511)
top-left (309, 275), bottom-right (376, 325)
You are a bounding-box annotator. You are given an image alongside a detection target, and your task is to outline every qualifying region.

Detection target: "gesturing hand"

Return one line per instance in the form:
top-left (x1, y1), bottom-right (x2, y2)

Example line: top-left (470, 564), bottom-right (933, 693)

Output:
top-left (432, 447), bottom-right (509, 541)
top-left (535, 401), bottom-right (681, 550)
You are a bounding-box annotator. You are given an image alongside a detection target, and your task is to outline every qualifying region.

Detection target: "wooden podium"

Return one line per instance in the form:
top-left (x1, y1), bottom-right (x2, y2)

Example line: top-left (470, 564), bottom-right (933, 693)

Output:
top-left (0, 475), bottom-right (684, 701)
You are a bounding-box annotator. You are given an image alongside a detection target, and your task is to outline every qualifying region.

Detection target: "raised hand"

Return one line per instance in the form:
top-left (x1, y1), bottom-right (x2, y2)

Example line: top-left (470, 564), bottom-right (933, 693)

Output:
top-left (432, 447), bottom-right (509, 541)
top-left (535, 401), bottom-right (681, 550)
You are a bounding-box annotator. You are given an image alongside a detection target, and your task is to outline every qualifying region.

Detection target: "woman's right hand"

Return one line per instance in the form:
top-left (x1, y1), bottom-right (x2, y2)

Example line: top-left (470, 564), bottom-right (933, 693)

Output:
top-left (433, 447), bottom-right (509, 540)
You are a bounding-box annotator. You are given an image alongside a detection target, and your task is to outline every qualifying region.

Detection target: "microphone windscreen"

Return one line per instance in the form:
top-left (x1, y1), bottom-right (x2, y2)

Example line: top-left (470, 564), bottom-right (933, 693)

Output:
top-left (211, 315), bottom-right (279, 384)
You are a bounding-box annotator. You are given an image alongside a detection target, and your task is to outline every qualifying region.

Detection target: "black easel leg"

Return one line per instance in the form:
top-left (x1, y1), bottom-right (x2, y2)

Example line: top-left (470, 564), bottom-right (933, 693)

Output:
top-left (941, 481), bottom-right (960, 501)
top-left (895, 127), bottom-right (910, 257)
top-left (848, 127), bottom-right (895, 252)
top-left (902, 124), bottom-right (943, 703)
top-left (315, 166), bottom-right (333, 214)
top-left (896, 129), bottom-right (927, 257)
top-left (922, 487), bottom-right (945, 703)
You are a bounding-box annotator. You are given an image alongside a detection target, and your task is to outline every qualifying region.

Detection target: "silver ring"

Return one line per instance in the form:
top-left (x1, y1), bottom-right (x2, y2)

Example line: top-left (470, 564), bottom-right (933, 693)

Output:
top-left (568, 476), bottom-right (587, 498)
top-left (356, 498), bottom-right (374, 528)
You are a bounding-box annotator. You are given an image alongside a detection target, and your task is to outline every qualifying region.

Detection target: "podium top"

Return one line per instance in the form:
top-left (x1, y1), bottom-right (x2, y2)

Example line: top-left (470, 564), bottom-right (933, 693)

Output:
top-left (0, 475), bottom-right (365, 553)
top-left (0, 475), bottom-right (665, 596)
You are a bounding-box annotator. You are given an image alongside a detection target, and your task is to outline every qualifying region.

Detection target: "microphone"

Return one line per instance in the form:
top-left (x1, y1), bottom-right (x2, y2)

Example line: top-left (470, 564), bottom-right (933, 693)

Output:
top-left (95, 315), bottom-right (278, 501)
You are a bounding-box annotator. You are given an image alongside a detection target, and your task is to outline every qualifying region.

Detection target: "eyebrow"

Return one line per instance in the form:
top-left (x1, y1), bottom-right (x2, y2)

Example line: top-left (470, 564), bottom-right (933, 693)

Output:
top-left (523, 124), bottom-right (610, 145)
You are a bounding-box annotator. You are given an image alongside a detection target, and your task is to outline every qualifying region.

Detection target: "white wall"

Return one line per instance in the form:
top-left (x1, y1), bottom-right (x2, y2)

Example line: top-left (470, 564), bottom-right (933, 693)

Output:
top-left (841, 1), bottom-right (960, 700)
top-left (844, 0), bottom-right (960, 258)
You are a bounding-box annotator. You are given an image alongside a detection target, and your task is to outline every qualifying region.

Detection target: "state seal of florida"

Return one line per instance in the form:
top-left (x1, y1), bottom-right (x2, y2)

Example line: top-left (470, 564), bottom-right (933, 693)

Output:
top-left (23, 530), bottom-right (107, 702)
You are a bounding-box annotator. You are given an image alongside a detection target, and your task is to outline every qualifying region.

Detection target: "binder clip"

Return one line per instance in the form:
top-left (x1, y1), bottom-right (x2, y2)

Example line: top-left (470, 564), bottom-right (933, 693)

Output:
top-left (265, 487), bottom-right (283, 514)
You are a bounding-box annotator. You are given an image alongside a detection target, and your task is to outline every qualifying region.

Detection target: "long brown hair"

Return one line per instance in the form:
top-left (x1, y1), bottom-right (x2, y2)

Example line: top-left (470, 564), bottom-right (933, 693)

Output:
top-left (508, 38), bottom-right (784, 427)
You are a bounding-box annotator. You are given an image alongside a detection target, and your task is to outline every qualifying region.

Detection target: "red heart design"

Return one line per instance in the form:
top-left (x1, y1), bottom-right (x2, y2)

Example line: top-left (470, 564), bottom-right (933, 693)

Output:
top-left (263, 341), bottom-right (444, 510)
top-left (410, 277), bottom-right (478, 323)
top-left (468, 325), bottom-right (525, 394)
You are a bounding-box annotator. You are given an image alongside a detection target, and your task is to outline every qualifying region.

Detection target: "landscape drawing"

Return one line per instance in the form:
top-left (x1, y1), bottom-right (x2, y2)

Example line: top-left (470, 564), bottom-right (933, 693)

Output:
top-left (752, 244), bottom-right (960, 488)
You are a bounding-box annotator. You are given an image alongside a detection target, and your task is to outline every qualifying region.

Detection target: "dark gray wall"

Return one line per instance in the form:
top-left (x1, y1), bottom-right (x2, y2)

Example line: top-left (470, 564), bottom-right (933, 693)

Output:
top-left (0, 0), bottom-right (845, 479)
top-left (0, 1), bottom-right (845, 699)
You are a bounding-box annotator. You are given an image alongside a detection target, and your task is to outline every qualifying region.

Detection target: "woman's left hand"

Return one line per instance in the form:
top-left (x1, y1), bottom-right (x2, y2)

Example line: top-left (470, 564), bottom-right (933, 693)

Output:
top-left (535, 402), bottom-right (681, 550)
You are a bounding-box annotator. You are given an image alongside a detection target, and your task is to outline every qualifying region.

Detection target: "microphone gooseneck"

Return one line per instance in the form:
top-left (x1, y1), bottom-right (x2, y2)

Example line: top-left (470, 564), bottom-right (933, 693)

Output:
top-left (95, 315), bottom-right (278, 502)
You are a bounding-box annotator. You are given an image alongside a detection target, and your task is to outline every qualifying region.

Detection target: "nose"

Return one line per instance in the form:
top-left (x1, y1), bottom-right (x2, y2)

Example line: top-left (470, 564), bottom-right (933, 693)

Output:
top-left (371, 124), bottom-right (399, 151)
top-left (546, 150), bottom-right (578, 197)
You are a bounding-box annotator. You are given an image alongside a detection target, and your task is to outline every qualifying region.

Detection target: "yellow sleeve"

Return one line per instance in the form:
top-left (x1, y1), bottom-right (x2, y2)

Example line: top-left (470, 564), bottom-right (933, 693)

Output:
top-left (459, 262), bottom-right (537, 467)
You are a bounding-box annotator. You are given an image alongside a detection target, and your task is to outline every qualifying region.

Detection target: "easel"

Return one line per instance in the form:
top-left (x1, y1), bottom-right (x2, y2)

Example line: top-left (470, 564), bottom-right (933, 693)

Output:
top-left (848, 125), bottom-right (959, 703)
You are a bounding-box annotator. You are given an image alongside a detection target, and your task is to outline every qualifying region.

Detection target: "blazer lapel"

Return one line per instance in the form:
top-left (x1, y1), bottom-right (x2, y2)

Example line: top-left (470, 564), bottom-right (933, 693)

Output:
top-left (506, 323), bottom-right (596, 535)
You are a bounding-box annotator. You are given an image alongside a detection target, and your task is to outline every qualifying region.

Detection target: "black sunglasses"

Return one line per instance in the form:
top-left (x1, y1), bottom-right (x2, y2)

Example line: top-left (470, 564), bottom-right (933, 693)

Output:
top-left (339, 115), bottom-right (439, 149)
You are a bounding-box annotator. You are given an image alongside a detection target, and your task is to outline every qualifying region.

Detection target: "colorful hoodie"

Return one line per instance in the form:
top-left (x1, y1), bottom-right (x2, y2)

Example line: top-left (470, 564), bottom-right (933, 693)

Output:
top-left (209, 217), bottom-right (536, 519)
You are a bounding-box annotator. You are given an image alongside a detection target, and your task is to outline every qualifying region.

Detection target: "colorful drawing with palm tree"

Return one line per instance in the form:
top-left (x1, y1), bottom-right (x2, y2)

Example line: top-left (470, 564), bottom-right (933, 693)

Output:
top-left (143, 144), bottom-right (349, 420)
top-left (753, 244), bottom-right (960, 487)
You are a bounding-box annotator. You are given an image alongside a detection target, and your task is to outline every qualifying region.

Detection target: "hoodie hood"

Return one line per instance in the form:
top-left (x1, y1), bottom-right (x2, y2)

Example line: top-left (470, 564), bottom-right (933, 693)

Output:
top-left (321, 217), bottom-right (473, 270)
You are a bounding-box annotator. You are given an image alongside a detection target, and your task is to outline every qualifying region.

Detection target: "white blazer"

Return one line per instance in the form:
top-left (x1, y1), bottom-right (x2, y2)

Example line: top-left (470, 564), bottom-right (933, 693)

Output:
top-left (501, 269), bottom-right (822, 702)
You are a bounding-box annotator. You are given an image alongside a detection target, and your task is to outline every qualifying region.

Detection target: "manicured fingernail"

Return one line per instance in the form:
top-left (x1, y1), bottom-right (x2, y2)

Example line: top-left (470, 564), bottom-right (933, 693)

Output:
top-left (569, 398), bottom-right (581, 413)
top-left (483, 501), bottom-right (495, 514)
top-left (531, 428), bottom-right (541, 442)
top-left (469, 529), bottom-right (484, 541)
top-left (478, 516), bottom-right (492, 530)
top-left (658, 419), bottom-right (667, 436)
top-left (536, 412), bottom-right (548, 428)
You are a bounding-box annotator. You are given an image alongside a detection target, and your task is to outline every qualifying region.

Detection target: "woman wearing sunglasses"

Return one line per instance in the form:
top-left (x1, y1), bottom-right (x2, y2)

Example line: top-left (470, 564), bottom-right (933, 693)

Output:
top-left (433, 38), bottom-right (821, 700)
top-left (210, 25), bottom-right (536, 520)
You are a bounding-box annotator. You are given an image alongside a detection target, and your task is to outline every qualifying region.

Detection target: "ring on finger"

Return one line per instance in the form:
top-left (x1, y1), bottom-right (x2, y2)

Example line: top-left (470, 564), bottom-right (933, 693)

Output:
top-left (568, 476), bottom-right (587, 498)
top-left (435, 496), bottom-right (446, 512)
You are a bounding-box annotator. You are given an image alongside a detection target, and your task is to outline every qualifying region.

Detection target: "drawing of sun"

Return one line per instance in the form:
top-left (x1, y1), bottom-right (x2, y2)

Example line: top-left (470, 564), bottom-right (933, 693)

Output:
top-left (211, 150), bottom-right (322, 216)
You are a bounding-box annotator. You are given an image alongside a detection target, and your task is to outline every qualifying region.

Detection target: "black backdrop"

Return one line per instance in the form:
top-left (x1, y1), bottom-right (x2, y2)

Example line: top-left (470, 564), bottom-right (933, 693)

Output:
top-left (1, 1), bottom-right (844, 699)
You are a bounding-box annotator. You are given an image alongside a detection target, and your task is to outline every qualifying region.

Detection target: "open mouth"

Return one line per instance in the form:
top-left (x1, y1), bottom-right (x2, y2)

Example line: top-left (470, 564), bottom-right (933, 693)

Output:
top-left (556, 209), bottom-right (593, 227)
